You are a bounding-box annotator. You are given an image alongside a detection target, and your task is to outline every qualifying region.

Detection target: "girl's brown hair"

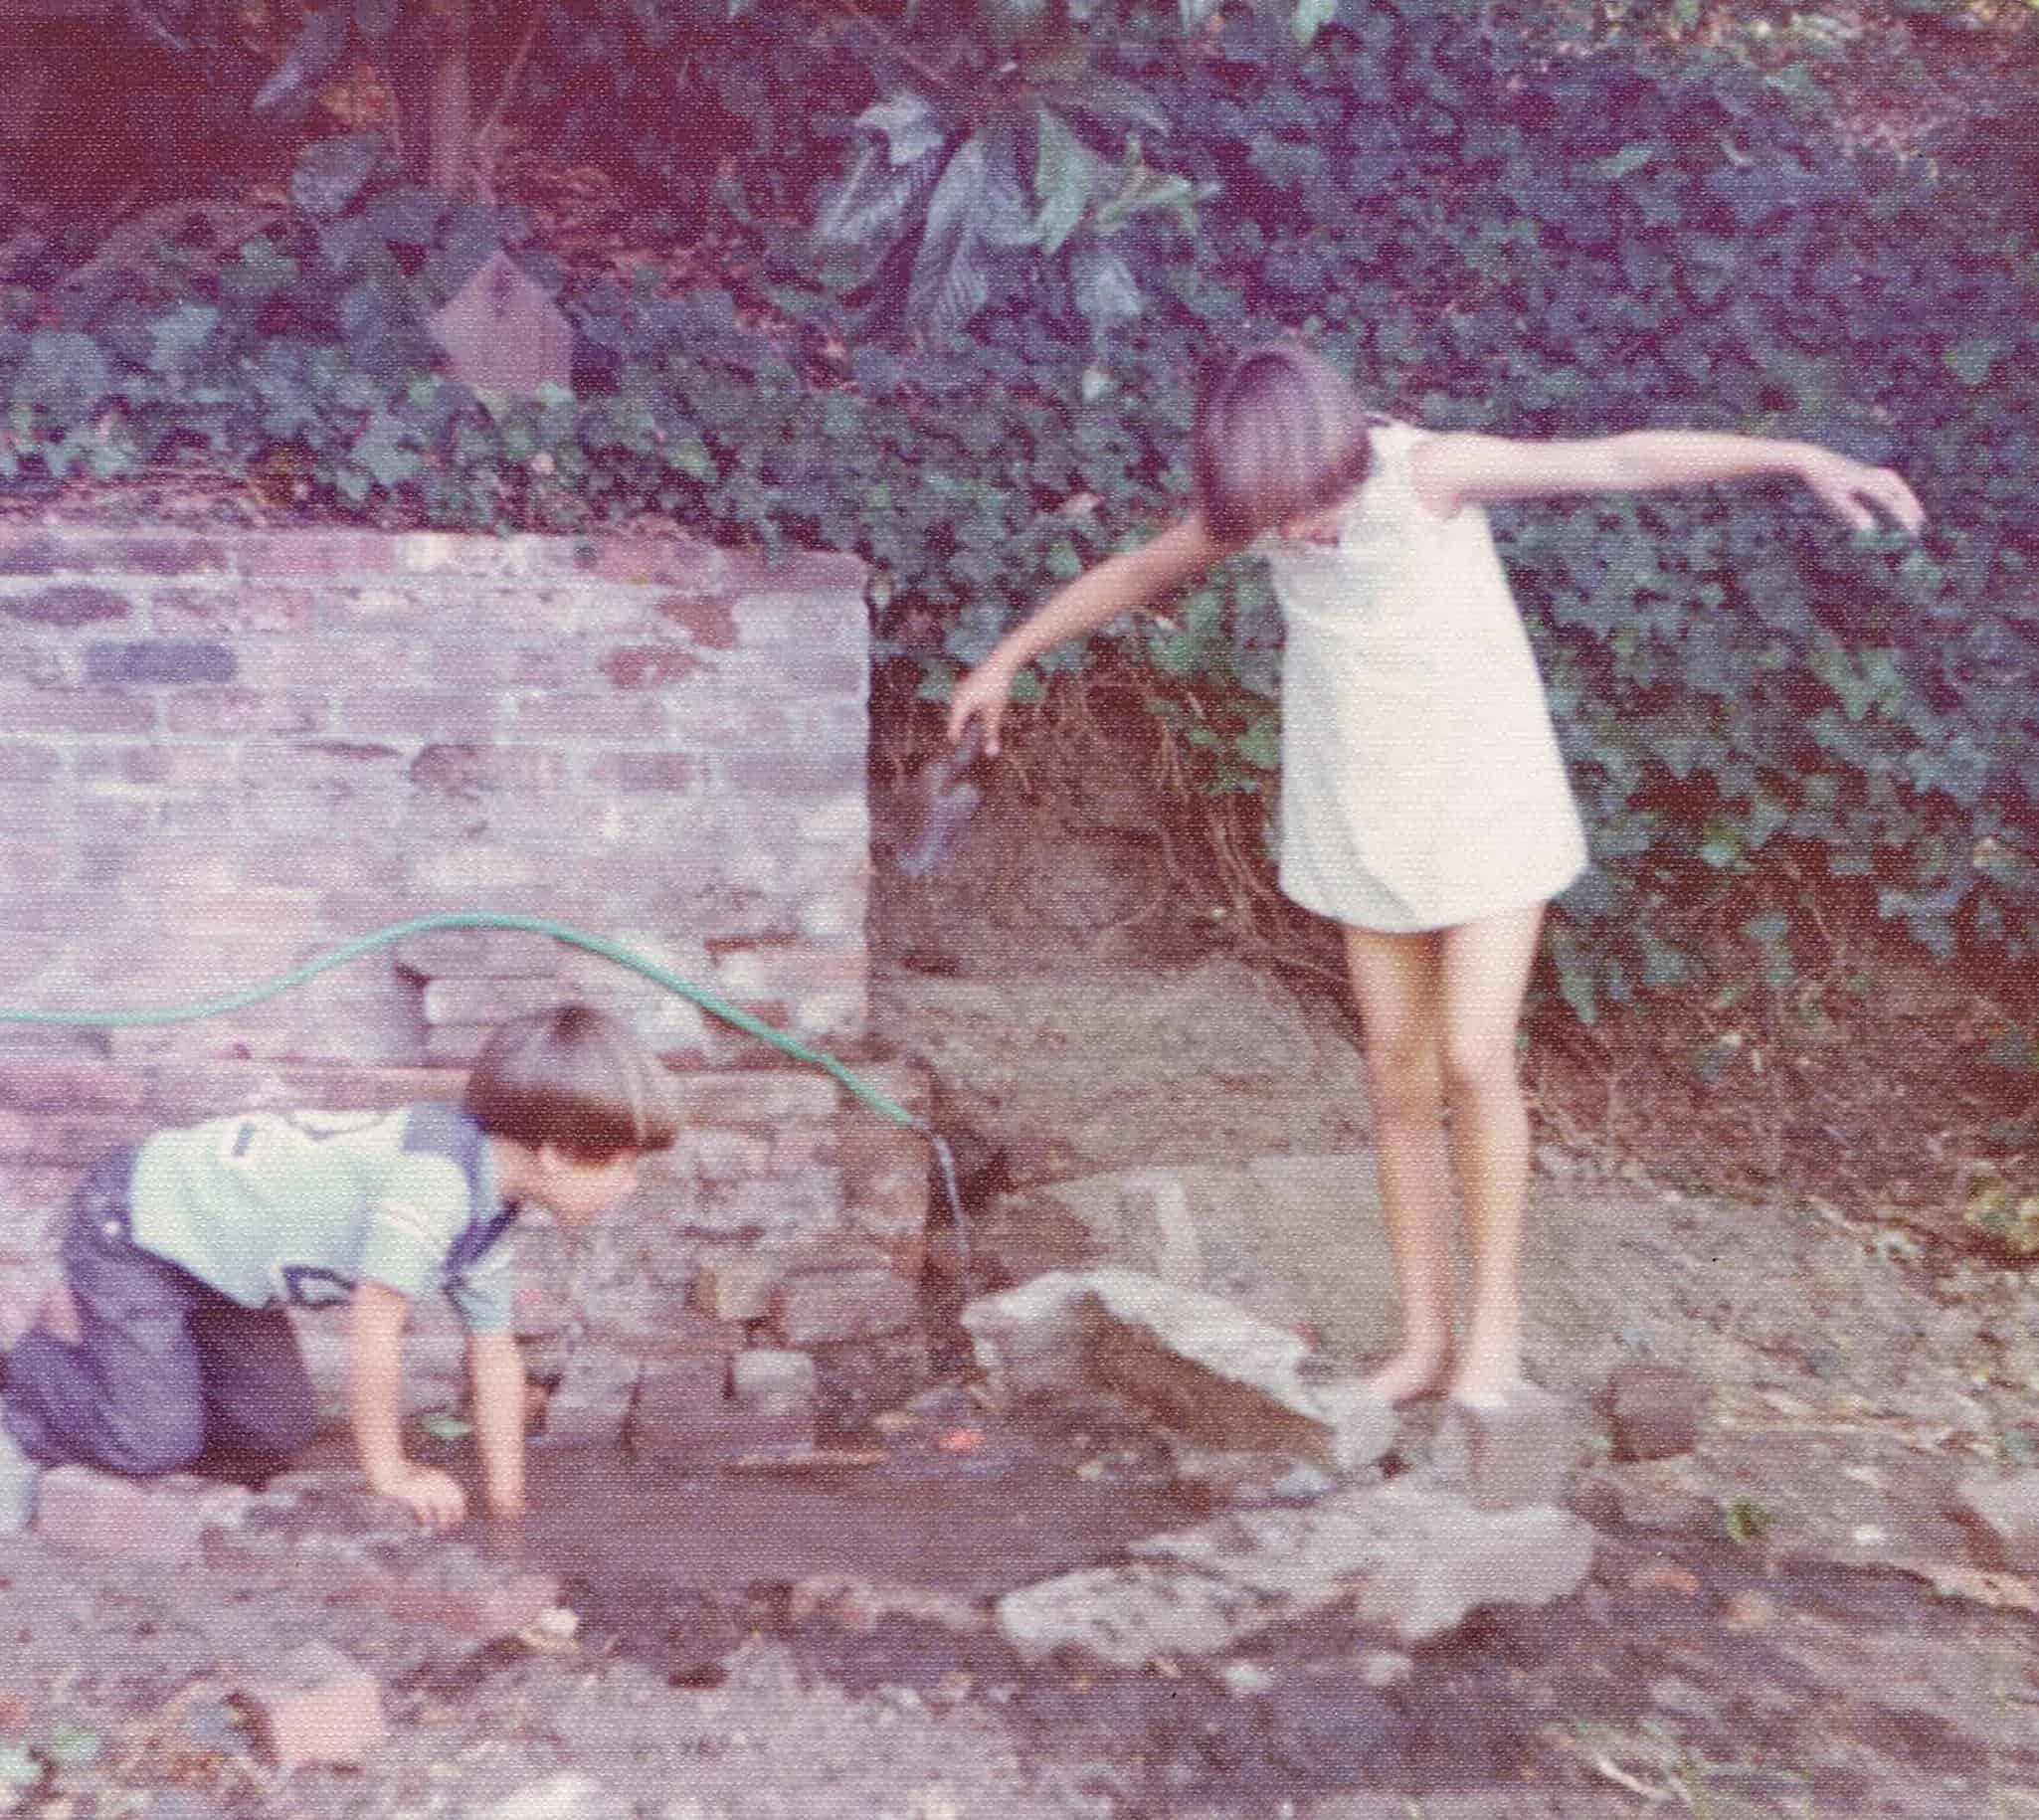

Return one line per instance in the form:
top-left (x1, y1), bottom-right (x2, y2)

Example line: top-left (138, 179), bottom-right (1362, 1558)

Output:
top-left (463, 1003), bottom-right (679, 1160)
top-left (1191, 341), bottom-right (1379, 544)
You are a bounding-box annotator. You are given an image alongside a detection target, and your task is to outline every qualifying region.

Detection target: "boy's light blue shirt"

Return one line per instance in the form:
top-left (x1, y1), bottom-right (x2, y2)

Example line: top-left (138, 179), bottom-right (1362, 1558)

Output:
top-left (126, 1103), bottom-right (518, 1332)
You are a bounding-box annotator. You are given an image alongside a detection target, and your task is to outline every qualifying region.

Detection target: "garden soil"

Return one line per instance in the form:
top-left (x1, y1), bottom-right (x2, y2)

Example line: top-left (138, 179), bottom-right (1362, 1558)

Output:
top-left (4, 775), bottom-right (2039, 1820)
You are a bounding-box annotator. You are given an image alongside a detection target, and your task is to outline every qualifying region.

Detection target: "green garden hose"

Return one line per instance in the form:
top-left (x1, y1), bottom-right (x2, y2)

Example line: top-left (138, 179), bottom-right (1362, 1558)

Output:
top-left (0, 909), bottom-right (976, 1282)
top-left (0, 910), bottom-right (915, 1129)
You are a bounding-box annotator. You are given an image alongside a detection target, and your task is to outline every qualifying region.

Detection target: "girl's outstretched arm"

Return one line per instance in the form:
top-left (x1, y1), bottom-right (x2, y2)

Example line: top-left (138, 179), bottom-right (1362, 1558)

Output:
top-left (948, 512), bottom-right (1229, 754)
top-left (1411, 431), bottom-right (1925, 535)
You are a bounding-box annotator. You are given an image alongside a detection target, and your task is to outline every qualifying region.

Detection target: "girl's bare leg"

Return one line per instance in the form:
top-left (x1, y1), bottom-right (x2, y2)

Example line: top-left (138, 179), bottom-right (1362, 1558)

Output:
top-left (1341, 924), bottom-right (1455, 1404)
top-left (1435, 902), bottom-right (1547, 1405)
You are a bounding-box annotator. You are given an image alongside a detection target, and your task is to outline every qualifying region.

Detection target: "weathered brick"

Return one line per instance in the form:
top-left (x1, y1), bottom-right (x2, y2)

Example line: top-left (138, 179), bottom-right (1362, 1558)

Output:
top-left (163, 688), bottom-right (326, 736)
top-left (236, 530), bottom-right (403, 578)
top-left (601, 644), bottom-right (709, 690)
top-left (542, 1346), bottom-right (642, 1443)
top-left (1603, 1363), bottom-right (1707, 1462)
top-left (692, 1250), bottom-right (786, 1322)
top-left (0, 742), bottom-right (63, 787)
top-left (840, 1115), bottom-right (930, 1244)
top-left (655, 594), bottom-right (739, 647)
top-left (341, 688), bottom-right (499, 741)
top-left (392, 930), bottom-right (561, 978)
top-left (730, 1349), bottom-right (818, 1411)
top-left (513, 693), bottom-right (667, 743)
top-left (1435, 1385), bottom-right (1584, 1511)
top-left (83, 640), bottom-right (237, 686)
top-left (151, 583), bottom-right (315, 635)
top-left (0, 687), bottom-right (155, 735)
top-left (583, 752), bottom-right (700, 793)
top-left (77, 743), bottom-right (239, 793)
top-left (0, 536), bottom-right (60, 575)
top-left (718, 751), bottom-right (863, 795)
top-left (240, 1643), bottom-right (388, 1769)
top-left (35, 1466), bottom-right (250, 1562)
top-left (770, 1268), bottom-right (920, 1347)
top-left (421, 977), bottom-right (568, 1027)
top-left (64, 536), bottom-right (230, 576)
top-left (580, 536), bottom-right (734, 592)
top-left (409, 744), bottom-right (570, 796)
top-left (635, 1355), bottom-right (734, 1413)
top-left (1952, 1471), bottom-right (2039, 1573)
top-left (0, 585), bottom-right (132, 627)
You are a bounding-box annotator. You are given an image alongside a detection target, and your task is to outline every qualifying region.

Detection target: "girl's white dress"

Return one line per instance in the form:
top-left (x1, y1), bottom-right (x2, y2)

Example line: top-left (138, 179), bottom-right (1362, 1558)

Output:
top-left (1262, 421), bottom-right (1587, 933)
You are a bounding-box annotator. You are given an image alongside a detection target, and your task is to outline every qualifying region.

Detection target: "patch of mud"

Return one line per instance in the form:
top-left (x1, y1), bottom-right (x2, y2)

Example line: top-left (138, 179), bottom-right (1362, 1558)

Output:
top-left (545, 1486), bottom-right (2039, 1817)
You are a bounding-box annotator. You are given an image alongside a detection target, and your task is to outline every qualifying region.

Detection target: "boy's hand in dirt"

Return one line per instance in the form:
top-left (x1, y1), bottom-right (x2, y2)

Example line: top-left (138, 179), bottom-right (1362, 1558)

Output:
top-left (372, 1461), bottom-right (467, 1531)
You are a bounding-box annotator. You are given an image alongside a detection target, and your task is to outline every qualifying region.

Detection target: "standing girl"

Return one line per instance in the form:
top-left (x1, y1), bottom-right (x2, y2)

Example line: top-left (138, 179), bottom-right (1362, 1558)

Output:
top-left (947, 341), bottom-right (1923, 1409)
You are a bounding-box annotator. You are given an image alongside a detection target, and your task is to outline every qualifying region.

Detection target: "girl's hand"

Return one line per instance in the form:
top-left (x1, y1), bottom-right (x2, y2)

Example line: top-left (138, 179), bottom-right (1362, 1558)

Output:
top-left (371, 1460), bottom-right (468, 1531)
top-left (1801, 452), bottom-right (1925, 536)
top-left (948, 658), bottom-right (1018, 757)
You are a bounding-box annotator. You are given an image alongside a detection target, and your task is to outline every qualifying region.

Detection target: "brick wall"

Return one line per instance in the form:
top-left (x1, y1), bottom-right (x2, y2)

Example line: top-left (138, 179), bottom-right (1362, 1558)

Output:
top-left (0, 526), bottom-right (869, 1068)
top-left (0, 526), bottom-right (931, 1429)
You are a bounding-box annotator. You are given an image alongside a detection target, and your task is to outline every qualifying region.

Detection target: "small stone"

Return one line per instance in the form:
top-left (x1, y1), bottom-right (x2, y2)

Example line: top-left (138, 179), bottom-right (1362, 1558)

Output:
top-left (729, 1349), bottom-right (818, 1411)
top-left (476, 1772), bottom-right (630, 1820)
top-left (238, 1643), bottom-right (386, 1769)
top-left (0, 1422), bottom-right (41, 1533)
top-left (1220, 1660), bottom-right (1276, 1698)
top-left (1721, 1589), bottom-right (1776, 1632)
top-left (1117, 1170), bottom-right (1204, 1287)
top-left (693, 1253), bottom-right (786, 1324)
top-left (1358, 1649), bottom-right (1413, 1690)
top-left (1604, 1362), bottom-right (1708, 1462)
top-left (1952, 1470), bottom-right (2039, 1572)
top-left (1267, 1463), bottom-right (1338, 1505)
top-left (770, 1268), bottom-right (920, 1347)
top-left (1436, 1384), bottom-right (1584, 1510)
top-left (541, 1347), bottom-right (642, 1444)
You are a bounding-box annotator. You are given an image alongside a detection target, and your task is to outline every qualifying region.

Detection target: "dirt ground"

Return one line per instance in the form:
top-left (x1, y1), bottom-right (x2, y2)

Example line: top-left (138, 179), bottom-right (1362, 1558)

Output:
top-left (5, 764), bottom-right (2039, 1820)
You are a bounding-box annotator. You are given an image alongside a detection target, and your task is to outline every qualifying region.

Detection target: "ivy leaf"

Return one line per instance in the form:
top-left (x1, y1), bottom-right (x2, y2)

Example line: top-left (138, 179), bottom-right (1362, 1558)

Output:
top-left (16, 331), bottom-right (110, 416)
top-left (1291, 0), bottom-right (1339, 47)
top-left (255, 8), bottom-right (353, 114)
top-left (1071, 249), bottom-right (1142, 341)
top-left (857, 92), bottom-right (946, 167)
top-left (1594, 142), bottom-right (1656, 180)
top-left (290, 134), bottom-right (386, 220)
top-left (351, 410), bottom-right (423, 491)
top-left (906, 137), bottom-right (996, 334)
top-left (147, 304), bottom-right (220, 376)
top-left (1033, 107), bottom-right (1094, 258)
top-left (1944, 338), bottom-right (2005, 388)
top-left (814, 137), bottom-right (941, 249)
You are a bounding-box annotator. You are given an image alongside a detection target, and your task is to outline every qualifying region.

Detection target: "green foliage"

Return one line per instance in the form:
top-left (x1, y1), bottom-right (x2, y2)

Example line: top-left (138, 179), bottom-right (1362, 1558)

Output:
top-left (8, 0), bottom-right (2036, 1019)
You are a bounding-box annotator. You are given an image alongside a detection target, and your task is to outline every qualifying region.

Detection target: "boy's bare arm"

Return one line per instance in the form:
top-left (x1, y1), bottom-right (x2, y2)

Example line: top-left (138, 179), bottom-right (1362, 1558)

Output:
top-left (350, 1278), bottom-right (466, 1529)
top-left (465, 1329), bottom-right (527, 1518)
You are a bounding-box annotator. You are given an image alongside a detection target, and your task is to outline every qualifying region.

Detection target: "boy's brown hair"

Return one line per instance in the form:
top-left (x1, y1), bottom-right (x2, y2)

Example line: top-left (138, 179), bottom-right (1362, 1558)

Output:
top-left (1192, 341), bottom-right (1380, 545)
top-left (463, 1003), bottom-right (679, 1160)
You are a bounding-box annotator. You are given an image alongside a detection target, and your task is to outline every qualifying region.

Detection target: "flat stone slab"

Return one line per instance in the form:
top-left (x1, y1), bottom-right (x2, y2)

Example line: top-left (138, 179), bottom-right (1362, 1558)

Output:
top-left (963, 1268), bottom-right (1395, 1473)
top-left (996, 1478), bottom-right (1594, 1664)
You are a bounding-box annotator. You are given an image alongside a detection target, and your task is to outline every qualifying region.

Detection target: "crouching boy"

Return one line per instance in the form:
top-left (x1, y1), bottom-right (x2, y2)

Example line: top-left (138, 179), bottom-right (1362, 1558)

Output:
top-left (1, 1003), bottom-right (676, 1528)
